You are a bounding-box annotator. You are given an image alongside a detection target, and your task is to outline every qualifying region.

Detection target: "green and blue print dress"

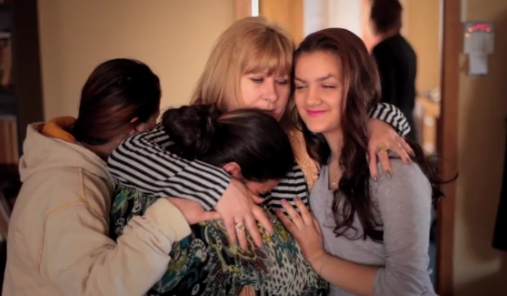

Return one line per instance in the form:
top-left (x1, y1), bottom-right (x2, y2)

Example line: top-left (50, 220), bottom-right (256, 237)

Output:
top-left (110, 186), bottom-right (328, 296)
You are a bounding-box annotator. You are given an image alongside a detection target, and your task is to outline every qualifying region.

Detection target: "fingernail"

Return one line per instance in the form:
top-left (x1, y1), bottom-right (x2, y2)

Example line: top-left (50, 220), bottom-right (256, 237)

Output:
top-left (275, 208), bottom-right (281, 214)
top-left (410, 151), bottom-right (415, 157)
top-left (281, 199), bottom-right (287, 205)
top-left (295, 196), bottom-right (301, 202)
top-left (372, 176), bottom-right (378, 182)
top-left (386, 171), bottom-right (392, 179)
top-left (407, 158), bottom-right (412, 164)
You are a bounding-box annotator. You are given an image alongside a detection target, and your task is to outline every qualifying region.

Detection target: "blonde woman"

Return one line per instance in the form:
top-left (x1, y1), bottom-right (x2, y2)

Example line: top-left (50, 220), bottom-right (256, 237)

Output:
top-left (108, 17), bottom-right (412, 250)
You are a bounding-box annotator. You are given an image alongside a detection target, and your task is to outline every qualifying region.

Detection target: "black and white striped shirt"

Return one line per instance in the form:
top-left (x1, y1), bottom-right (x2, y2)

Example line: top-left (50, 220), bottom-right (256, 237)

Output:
top-left (107, 102), bottom-right (410, 211)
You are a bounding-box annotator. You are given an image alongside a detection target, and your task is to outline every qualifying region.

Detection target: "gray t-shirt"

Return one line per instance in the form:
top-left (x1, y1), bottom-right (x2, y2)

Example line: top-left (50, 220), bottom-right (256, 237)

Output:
top-left (310, 160), bottom-right (437, 296)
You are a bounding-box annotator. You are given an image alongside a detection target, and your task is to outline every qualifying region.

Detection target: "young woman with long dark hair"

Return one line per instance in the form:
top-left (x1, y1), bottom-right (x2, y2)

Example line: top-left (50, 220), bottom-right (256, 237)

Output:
top-left (277, 28), bottom-right (442, 296)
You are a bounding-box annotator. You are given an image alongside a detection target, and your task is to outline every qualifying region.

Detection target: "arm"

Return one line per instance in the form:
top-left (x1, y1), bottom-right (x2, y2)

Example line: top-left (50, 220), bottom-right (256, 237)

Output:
top-left (107, 124), bottom-right (231, 210)
top-left (311, 255), bottom-right (377, 296)
top-left (41, 198), bottom-right (191, 296)
top-left (276, 200), bottom-right (378, 296)
top-left (370, 162), bottom-right (434, 295)
top-left (108, 124), bottom-right (272, 250)
top-left (367, 103), bottom-right (413, 177)
top-left (369, 103), bottom-right (410, 138)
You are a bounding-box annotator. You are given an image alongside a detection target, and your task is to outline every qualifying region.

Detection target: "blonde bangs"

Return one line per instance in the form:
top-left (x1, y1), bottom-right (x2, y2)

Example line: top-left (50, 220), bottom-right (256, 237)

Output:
top-left (241, 20), bottom-right (294, 76)
top-left (192, 17), bottom-right (295, 112)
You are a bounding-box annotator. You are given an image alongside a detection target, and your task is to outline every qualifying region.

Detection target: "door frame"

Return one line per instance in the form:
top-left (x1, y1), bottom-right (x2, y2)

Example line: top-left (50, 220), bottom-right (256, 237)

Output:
top-left (436, 0), bottom-right (461, 295)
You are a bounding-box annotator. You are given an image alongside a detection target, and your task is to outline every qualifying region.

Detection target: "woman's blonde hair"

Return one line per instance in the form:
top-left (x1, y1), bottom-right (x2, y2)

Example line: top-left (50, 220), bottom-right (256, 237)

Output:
top-left (191, 17), bottom-right (295, 113)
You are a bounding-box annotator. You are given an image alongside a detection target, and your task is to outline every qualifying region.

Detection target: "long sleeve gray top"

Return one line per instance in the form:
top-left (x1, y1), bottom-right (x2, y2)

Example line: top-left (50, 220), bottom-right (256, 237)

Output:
top-left (310, 160), bottom-right (437, 296)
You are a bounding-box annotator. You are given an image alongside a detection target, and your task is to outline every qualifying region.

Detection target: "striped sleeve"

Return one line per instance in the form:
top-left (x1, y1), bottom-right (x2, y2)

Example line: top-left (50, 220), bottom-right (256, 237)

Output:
top-left (369, 102), bottom-right (411, 137)
top-left (263, 163), bottom-right (310, 213)
top-left (107, 124), bottom-right (231, 210)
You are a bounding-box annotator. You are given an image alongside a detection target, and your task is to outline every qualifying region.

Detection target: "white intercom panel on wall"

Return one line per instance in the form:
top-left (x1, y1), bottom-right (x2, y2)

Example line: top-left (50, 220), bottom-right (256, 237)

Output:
top-left (463, 21), bottom-right (495, 76)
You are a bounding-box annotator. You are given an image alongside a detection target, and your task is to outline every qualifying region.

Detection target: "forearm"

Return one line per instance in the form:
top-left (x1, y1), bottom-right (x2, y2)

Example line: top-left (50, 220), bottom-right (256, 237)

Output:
top-left (312, 253), bottom-right (378, 296)
top-left (369, 103), bottom-right (411, 137)
top-left (108, 128), bottom-right (231, 210)
top-left (43, 199), bottom-right (191, 296)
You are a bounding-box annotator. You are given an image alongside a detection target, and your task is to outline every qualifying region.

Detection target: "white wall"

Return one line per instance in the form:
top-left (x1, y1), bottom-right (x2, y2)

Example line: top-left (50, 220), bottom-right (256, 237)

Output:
top-left (303, 0), bottom-right (363, 37)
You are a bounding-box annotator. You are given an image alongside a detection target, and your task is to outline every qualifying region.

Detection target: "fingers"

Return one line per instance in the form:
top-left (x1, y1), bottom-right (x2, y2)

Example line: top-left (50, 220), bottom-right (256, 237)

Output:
top-left (235, 218), bottom-right (248, 250)
top-left (252, 205), bottom-right (273, 235)
top-left (224, 217), bottom-right (237, 247)
top-left (196, 211), bottom-right (222, 223)
top-left (294, 198), bottom-right (313, 226)
top-left (250, 193), bottom-right (264, 205)
top-left (275, 209), bottom-right (295, 232)
top-left (368, 149), bottom-right (379, 180)
top-left (244, 215), bottom-right (262, 248)
top-left (398, 137), bottom-right (414, 157)
top-left (389, 138), bottom-right (411, 164)
top-left (280, 200), bottom-right (304, 229)
top-left (312, 217), bottom-right (322, 235)
top-left (377, 151), bottom-right (392, 177)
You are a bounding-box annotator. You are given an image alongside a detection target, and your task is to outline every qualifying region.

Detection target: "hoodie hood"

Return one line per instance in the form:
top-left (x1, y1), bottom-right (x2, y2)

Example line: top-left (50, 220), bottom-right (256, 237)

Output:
top-left (19, 117), bottom-right (111, 183)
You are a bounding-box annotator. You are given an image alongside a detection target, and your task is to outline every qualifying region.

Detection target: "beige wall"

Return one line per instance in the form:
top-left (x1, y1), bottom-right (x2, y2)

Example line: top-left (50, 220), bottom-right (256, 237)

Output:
top-left (455, 0), bottom-right (507, 295)
top-left (403, 0), bottom-right (441, 93)
top-left (38, 0), bottom-right (234, 120)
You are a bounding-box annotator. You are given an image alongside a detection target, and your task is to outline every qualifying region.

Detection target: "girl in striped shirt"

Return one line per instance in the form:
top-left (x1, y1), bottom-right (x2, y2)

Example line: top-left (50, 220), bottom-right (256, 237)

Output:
top-left (110, 105), bottom-right (329, 295)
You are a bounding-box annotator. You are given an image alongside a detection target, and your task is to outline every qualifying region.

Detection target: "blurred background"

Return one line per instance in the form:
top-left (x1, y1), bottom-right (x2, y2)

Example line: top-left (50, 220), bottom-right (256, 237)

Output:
top-left (0, 1), bottom-right (506, 295)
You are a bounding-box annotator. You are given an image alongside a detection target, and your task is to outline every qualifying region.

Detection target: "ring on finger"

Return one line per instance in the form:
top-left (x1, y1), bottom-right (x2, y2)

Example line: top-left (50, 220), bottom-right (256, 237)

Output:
top-left (235, 222), bottom-right (245, 232)
top-left (376, 143), bottom-right (388, 154)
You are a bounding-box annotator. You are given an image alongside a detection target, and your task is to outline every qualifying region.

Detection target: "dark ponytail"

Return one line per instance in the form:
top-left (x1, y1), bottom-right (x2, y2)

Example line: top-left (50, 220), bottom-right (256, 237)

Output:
top-left (162, 105), bottom-right (221, 160)
top-left (162, 105), bottom-right (294, 182)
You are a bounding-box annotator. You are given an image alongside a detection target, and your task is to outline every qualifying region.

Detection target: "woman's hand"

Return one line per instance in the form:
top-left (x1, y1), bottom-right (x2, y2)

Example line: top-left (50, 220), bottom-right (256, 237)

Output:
top-left (214, 178), bottom-right (273, 250)
top-left (367, 119), bottom-right (414, 179)
top-left (167, 198), bottom-right (221, 225)
top-left (275, 198), bottom-right (327, 267)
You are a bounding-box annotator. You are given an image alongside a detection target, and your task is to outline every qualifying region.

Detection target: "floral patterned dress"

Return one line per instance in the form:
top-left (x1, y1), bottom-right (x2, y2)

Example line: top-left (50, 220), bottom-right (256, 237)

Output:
top-left (110, 186), bottom-right (329, 296)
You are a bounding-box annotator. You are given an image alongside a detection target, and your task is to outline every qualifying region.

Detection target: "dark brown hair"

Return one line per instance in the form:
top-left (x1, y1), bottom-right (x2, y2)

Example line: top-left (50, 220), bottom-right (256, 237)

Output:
top-left (162, 105), bottom-right (294, 183)
top-left (73, 58), bottom-right (161, 145)
top-left (294, 28), bottom-right (444, 242)
top-left (370, 0), bottom-right (403, 34)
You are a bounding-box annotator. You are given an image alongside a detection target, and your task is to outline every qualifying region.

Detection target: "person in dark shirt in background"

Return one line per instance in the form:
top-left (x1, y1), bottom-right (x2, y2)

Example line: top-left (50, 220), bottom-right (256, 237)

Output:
top-left (371, 0), bottom-right (418, 141)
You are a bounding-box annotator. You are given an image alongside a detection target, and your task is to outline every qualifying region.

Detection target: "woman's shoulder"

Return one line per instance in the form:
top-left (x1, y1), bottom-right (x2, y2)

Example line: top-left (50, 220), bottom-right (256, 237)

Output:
top-left (372, 158), bottom-right (432, 203)
top-left (377, 157), bottom-right (428, 181)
